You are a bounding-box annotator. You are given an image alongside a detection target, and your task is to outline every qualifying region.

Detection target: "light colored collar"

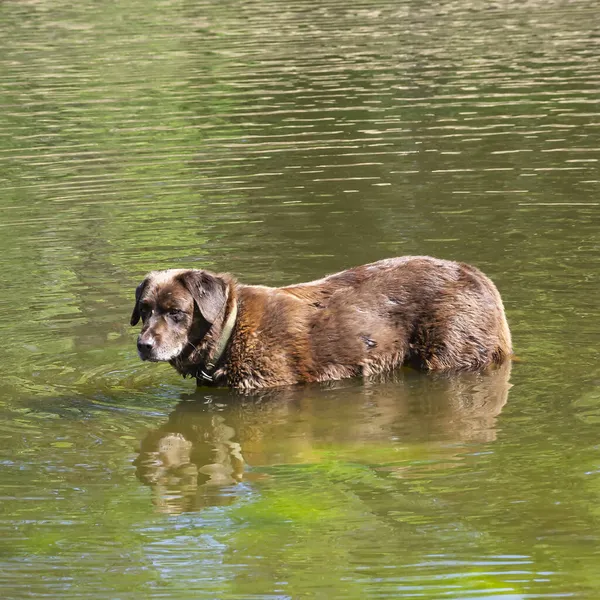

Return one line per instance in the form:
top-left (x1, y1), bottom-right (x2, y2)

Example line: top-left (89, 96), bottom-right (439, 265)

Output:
top-left (200, 299), bottom-right (238, 380)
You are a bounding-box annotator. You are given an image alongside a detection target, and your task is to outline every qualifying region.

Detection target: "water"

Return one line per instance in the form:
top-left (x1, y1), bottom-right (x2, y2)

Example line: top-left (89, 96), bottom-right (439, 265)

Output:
top-left (0, 0), bottom-right (599, 597)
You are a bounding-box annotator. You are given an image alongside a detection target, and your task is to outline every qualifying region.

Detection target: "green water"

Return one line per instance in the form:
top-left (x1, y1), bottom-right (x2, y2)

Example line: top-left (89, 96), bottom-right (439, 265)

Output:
top-left (1, 0), bottom-right (599, 598)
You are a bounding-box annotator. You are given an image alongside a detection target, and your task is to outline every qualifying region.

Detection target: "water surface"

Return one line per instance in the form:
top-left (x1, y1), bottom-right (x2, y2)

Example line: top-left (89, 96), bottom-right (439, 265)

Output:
top-left (1, 0), bottom-right (599, 598)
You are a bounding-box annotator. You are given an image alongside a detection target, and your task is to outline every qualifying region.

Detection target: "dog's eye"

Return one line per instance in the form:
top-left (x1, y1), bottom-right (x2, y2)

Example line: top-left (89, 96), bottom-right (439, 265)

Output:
top-left (168, 309), bottom-right (185, 322)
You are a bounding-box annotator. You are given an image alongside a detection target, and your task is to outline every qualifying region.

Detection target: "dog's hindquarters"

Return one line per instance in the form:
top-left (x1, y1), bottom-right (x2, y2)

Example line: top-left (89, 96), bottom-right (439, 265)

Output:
top-left (407, 262), bottom-right (512, 371)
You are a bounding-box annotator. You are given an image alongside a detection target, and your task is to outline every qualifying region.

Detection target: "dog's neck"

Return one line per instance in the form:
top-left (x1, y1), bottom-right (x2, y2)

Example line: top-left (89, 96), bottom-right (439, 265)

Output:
top-left (171, 297), bottom-right (238, 383)
top-left (197, 299), bottom-right (238, 381)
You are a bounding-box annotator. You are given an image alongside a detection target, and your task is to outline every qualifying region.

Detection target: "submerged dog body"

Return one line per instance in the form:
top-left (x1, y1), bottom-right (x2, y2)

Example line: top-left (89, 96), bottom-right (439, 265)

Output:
top-left (131, 256), bottom-right (512, 390)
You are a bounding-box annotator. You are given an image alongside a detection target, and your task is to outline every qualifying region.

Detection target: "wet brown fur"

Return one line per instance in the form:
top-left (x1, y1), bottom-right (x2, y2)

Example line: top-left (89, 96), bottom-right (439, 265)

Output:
top-left (130, 256), bottom-right (512, 390)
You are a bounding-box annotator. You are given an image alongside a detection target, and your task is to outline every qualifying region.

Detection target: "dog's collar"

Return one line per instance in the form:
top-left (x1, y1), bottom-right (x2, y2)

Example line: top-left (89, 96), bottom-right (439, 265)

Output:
top-left (197, 299), bottom-right (238, 383)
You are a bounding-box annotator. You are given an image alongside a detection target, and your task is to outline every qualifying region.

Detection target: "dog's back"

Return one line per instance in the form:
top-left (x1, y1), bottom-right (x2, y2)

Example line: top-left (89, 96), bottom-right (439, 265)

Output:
top-left (281, 256), bottom-right (511, 380)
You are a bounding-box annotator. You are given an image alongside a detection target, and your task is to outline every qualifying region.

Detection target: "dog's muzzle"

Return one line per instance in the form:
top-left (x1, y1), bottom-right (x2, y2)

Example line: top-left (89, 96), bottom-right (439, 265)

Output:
top-left (137, 336), bottom-right (156, 361)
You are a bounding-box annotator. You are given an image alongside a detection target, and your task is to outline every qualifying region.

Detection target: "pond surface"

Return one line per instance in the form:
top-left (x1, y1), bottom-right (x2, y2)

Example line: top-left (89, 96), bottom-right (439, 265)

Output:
top-left (1, 0), bottom-right (599, 598)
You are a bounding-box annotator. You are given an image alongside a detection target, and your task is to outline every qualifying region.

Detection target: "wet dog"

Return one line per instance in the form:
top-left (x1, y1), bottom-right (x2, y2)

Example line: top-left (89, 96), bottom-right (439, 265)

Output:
top-left (130, 256), bottom-right (512, 390)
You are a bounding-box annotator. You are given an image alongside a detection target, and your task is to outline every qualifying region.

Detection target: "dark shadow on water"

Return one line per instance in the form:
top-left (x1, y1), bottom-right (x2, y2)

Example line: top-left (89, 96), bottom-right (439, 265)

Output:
top-left (134, 363), bottom-right (512, 513)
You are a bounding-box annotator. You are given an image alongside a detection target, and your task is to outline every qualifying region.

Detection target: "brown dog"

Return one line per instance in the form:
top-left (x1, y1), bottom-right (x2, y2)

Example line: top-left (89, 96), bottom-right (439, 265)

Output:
top-left (130, 256), bottom-right (512, 390)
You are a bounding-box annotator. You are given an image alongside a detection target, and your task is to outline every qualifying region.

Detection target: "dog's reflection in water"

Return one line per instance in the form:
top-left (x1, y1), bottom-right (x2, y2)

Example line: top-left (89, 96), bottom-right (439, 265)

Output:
top-left (134, 412), bottom-right (245, 513)
top-left (135, 363), bottom-right (512, 513)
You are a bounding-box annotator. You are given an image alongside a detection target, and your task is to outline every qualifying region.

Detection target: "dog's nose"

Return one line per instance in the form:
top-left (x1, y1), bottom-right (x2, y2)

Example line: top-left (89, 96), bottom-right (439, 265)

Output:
top-left (137, 338), bottom-right (155, 356)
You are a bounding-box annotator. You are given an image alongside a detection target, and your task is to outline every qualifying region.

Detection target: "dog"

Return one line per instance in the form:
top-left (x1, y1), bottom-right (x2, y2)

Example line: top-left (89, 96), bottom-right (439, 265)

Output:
top-left (130, 256), bottom-right (512, 390)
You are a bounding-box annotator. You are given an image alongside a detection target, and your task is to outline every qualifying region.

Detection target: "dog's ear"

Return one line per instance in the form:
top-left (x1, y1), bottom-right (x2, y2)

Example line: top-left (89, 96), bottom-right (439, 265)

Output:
top-left (130, 277), bottom-right (150, 326)
top-left (178, 270), bottom-right (227, 325)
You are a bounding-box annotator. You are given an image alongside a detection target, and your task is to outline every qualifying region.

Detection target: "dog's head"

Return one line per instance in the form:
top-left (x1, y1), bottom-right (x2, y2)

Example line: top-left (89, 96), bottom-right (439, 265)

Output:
top-left (130, 269), bottom-right (227, 362)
